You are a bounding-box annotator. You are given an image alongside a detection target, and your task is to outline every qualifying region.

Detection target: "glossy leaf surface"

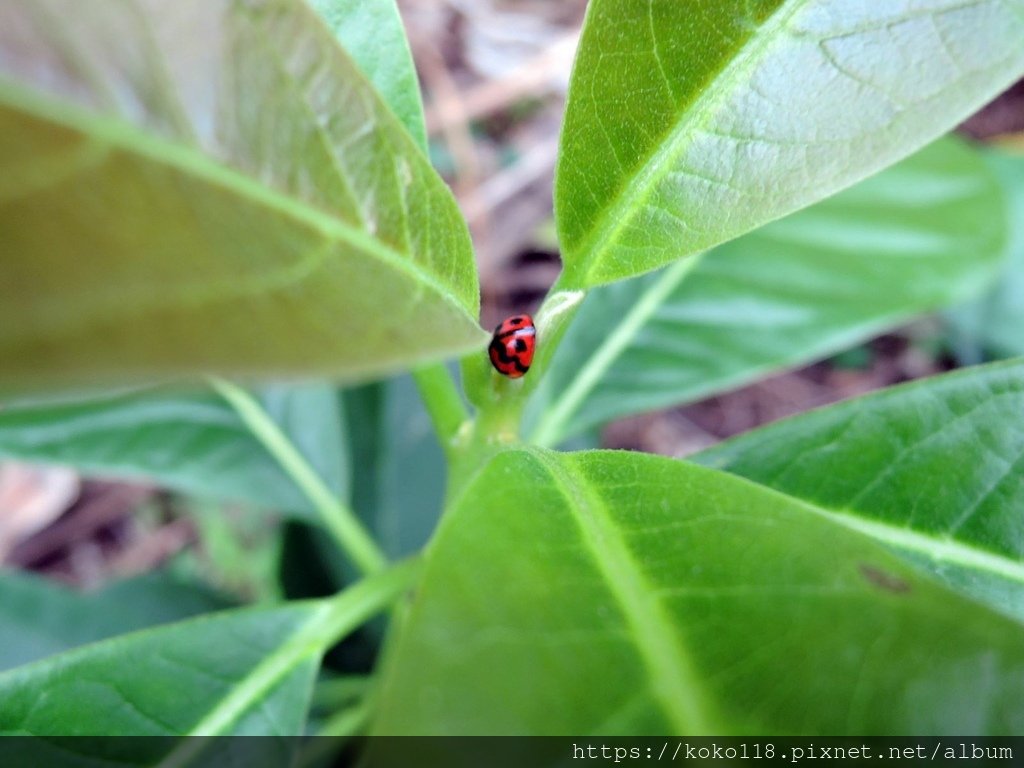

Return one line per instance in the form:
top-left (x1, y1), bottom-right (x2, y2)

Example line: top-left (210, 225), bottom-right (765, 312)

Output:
top-left (375, 449), bottom-right (1024, 734)
top-left (530, 138), bottom-right (1004, 445)
top-left (0, 603), bottom-right (320, 736)
top-left (0, 563), bottom-right (414, 736)
top-left (556, 0), bottom-right (1024, 286)
top-left (696, 359), bottom-right (1024, 621)
top-left (0, 0), bottom-right (484, 387)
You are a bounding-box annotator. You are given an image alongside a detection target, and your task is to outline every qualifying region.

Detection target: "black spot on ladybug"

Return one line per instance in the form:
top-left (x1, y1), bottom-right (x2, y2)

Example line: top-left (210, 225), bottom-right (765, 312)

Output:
top-left (515, 339), bottom-right (527, 352)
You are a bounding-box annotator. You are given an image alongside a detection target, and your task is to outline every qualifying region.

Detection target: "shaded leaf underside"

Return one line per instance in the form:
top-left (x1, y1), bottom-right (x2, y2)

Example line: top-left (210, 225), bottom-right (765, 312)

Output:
top-left (0, 0), bottom-right (484, 386)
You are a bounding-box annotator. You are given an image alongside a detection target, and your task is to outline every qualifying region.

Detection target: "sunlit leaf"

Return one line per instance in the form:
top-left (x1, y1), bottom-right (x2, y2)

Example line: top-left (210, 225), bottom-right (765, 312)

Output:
top-left (556, 0), bottom-right (1024, 286)
top-left (375, 449), bottom-right (1024, 734)
top-left (696, 359), bottom-right (1024, 622)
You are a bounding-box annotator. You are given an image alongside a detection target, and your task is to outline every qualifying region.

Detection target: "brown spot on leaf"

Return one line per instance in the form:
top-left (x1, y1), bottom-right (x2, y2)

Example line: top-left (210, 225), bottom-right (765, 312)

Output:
top-left (859, 563), bottom-right (911, 594)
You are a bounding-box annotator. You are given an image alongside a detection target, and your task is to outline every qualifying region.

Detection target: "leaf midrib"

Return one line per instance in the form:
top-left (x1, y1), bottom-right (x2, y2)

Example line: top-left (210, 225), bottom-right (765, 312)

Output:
top-left (529, 447), bottom-right (717, 733)
top-left (565, 0), bottom-right (808, 286)
top-left (173, 560), bottom-right (417, 742)
top-left (816, 507), bottom-right (1024, 587)
top-left (706, 446), bottom-right (1024, 589)
top-left (0, 77), bottom-right (475, 323)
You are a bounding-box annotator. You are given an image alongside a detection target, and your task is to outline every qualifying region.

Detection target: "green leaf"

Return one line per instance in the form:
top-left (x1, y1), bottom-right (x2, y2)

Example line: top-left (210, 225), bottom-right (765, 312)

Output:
top-left (694, 359), bottom-right (1024, 622)
top-left (0, 569), bottom-right (233, 672)
top-left (0, 0), bottom-right (484, 387)
top-left (375, 449), bottom-right (1024, 734)
top-left (0, 385), bottom-right (336, 517)
top-left (556, 0), bottom-right (1024, 287)
top-left (947, 149), bottom-right (1024, 358)
top-left (307, 0), bottom-right (427, 151)
top-left (259, 382), bottom-right (349, 500)
top-left (528, 137), bottom-right (1004, 446)
top-left (0, 603), bottom-right (319, 736)
top-left (345, 375), bottom-right (447, 559)
top-left (0, 561), bottom-right (415, 737)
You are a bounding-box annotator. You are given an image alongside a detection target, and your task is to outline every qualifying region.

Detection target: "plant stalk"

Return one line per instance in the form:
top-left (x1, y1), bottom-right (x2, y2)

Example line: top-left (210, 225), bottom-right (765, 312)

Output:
top-left (209, 377), bottom-right (387, 576)
top-left (411, 362), bottom-right (471, 450)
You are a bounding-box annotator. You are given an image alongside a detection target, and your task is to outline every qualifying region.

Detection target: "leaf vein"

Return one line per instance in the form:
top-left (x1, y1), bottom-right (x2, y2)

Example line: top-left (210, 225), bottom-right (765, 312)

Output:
top-left (529, 447), bottom-right (717, 733)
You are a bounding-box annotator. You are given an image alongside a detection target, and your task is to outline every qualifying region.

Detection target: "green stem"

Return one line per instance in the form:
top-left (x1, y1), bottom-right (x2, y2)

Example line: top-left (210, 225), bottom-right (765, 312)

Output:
top-left (412, 363), bottom-right (470, 449)
top-left (316, 698), bottom-right (373, 738)
top-left (520, 283), bottom-right (587, 401)
top-left (316, 556), bottom-right (421, 646)
top-left (209, 377), bottom-right (387, 576)
top-left (160, 559), bottom-right (419, 763)
top-left (528, 254), bottom-right (704, 448)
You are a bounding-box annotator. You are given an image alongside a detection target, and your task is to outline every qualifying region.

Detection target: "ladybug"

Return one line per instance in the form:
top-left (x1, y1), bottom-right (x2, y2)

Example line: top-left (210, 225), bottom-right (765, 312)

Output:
top-left (488, 314), bottom-right (536, 378)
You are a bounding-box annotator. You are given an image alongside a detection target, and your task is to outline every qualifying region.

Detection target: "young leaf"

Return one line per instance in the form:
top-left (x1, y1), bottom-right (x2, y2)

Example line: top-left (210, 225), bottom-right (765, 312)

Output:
top-left (0, 0), bottom-right (484, 387)
top-left (0, 385), bottom-right (341, 518)
top-left (374, 449), bottom-right (1024, 734)
top-left (529, 137), bottom-right (1004, 446)
top-left (0, 570), bottom-right (233, 672)
top-left (306, 0), bottom-right (427, 151)
top-left (0, 561), bottom-right (415, 737)
top-left (695, 359), bottom-right (1024, 622)
top-left (556, 0), bottom-right (1024, 287)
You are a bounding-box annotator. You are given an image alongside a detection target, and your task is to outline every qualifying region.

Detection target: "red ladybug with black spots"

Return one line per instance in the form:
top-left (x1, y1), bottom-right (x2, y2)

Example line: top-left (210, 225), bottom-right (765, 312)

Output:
top-left (488, 314), bottom-right (536, 379)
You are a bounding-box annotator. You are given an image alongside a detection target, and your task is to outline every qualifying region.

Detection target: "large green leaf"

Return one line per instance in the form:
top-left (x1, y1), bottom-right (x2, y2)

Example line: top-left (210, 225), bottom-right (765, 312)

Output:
top-left (528, 137), bottom-right (1003, 446)
top-left (307, 0), bottom-right (426, 151)
top-left (947, 150), bottom-right (1024, 358)
top-left (374, 449), bottom-right (1024, 734)
top-left (0, 384), bottom-right (342, 517)
top-left (556, 0), bottom-right (1024, 287)
top-left (0, 0), bottom-right (484, 387)
top-left (0, 603), bottom-right (319, 737)
top-left (695, 359), bottom-right (1024, 622)
top-left (0, 562), bottom-right (414, 737)
top-left (0, 569), bottom-right (233, 672)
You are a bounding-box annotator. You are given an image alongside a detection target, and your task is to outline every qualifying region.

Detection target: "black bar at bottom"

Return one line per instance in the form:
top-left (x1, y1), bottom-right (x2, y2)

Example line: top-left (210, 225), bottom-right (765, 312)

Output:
top-left (0, 736), bottom-right (1021, 768)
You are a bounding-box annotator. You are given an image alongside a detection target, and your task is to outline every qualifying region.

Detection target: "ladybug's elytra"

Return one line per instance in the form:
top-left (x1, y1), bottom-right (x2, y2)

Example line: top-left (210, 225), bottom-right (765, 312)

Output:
top-left (488, 314), bottom-right (536, 378)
